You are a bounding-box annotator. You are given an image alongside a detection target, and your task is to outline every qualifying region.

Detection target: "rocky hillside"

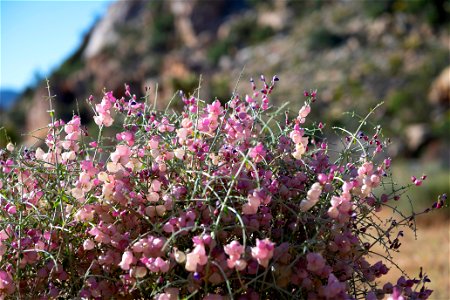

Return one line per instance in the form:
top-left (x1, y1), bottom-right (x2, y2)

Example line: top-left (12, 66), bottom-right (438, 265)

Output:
top-left (2, 0), bottom-right (449, 162)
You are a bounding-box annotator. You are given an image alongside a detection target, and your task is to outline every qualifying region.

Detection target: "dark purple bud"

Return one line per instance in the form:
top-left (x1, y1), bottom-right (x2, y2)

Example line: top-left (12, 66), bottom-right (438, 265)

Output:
top-left (193, 272), bottom-right (201, 280)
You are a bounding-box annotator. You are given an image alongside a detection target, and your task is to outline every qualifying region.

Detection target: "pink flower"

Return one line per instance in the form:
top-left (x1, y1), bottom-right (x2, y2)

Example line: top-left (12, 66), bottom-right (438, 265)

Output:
top-left (64, 115), bottom-right (81, 134)
top-left (158, 117), bottom-right (175, 132)
top-left (251, 238), bottom-right (275, 268)
top-left (83, 239), bottom-right (95, 251)
top-left (94, 113), bottom-right (113, 127)
top-left (249, 142), bottom-right (266, 163)
top-left (119, 251), bottom-right (135, 270)
top-left (154, 257), bottom-right (170, 272)
top-left (88, 226), bottom-right (111, 244)
top-left (94, 96), bottom-right (114, 127)
top-left (224, 241), bottom-right (247, 271)
top-left (297, 104), bottom-right (311, 123)
top-left (155, 288), bottom-right (179, 300)
top-left (342, 181), bottom-right (353, 193)
top-left (185, 237), bottom-right (208, 272)
top-left (300, 182), bottom-right (322, 212)
top-left (323, 273), bottom-right (346, 298)
top-left (317, 173), bottom-right (328, 185)
top-left (290, 126), bottom-right (309, 160)
top-left (116, 131), bottom-right (135, 146)
top-left (0, 270), bottom-right (15, 296)
top-left (242, 190), bottom-right (269, 215)
top-left (6, 204), bottom-right (16, 215)
top-left (110, 145), bottom-right (131, 164)
top-left (207, 100), bottom-right (224, 116)
top-left (307, 252), bottom-right (326, 273)
top-left (141, 257), bottom-right (170, 273)
top-left (358, 162), bottom-right (373, 176)
top-left (289, 128), bottom-right (305, 144)
top-left (387, 287), bottom-right (405, 300)
top-left (327, 206), bottom-right (339, 219)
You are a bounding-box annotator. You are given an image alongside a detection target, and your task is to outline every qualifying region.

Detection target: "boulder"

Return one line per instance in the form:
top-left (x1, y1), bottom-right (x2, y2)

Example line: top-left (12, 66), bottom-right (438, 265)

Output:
top-left (428, 66), bottom-right (450, 108)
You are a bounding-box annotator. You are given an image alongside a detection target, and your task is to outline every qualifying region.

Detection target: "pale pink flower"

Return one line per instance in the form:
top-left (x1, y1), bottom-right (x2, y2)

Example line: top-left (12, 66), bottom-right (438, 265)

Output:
top-left (292, 140), bottom-right (308, 160)
top-left (300, 182), bottom-right (322, 211)
top-left (155, 288), bottom-right (179, 300)
top-left (142, 257), bottom-right (170, 273)
top-left (94, 112), bottom-right (113, 127)
top-left (174, 148), bottom-right (185, 159)
top-left (297, 104), bottom-right (311, 123)
top-left (83, 239), bottom-right (95, 251)
top-left (6, 143), bottom-right (14, 152)
top-left (289, 128), bottom-right (305, 144)
top-left (224, 241), bottom-right (247, 271)
top-left (110, 145), bottom-right (131, 164)
top-left (251, 238), bottom-right (275, 268)
top-left (242, 192), bottom-right (261, 215)
top-left (151, 180), bottom-right (161, 192)
top-left (158, 117), bottom-right (175, 132)
top-left (118, 251), bottom-right (135, 270)
top-left (185, 237), bottom-right (208, 272)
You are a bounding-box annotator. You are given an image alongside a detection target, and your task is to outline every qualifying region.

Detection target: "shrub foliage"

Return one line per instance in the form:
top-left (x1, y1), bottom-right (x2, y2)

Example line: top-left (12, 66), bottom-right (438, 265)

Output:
top-left (0, 76), bottom-right (445, 299)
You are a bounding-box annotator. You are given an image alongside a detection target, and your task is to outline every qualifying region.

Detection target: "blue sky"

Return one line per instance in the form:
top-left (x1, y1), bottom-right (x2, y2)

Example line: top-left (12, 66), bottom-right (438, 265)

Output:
top-left (1, 0), bottom-right (113, 91)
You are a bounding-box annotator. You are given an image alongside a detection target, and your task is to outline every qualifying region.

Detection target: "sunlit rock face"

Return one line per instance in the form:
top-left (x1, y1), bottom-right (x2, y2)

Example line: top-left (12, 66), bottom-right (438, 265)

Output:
top-left (83, 0), bottom-right (146, 59)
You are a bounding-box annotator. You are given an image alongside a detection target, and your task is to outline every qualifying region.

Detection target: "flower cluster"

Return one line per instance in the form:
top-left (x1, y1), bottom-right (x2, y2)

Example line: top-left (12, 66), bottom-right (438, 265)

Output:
top-left (0, 75), bottom-right (445, 299)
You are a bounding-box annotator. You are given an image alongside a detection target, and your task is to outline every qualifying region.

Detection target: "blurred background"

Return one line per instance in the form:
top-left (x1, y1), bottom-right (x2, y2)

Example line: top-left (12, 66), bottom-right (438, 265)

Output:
top-left (0, 0), bottom-right (449, 297)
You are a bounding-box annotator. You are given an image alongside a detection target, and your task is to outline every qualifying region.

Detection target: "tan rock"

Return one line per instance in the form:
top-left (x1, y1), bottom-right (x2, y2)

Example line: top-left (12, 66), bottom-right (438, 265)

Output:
top-left (428, 66), bottom-right (450, 107)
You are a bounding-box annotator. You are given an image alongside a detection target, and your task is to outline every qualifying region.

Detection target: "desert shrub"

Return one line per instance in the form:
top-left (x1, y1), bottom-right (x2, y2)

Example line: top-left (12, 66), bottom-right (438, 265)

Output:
top-left (208, 17), bottom-right (274, 65)
top-left (149, 12), bottom-right (175, 52)
top-left (209, 77), bottom-right (231, 105)
top-left (362, 0), bottom-right (449, 27)
top-left (0, 76), bottom-right (444, 299)
top-left (171, 75), bottom-right (199, 97)
top-left (307, 27), bottom-right (347, 51)
top-left (145, 0), bottom-right (176, 52)
top-left (0, 127), bottom-right (19, 149)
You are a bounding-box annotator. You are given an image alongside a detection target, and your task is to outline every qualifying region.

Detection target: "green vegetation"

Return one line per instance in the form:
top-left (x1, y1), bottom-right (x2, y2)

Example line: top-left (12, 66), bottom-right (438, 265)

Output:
top-left (363, 0), bottom-right (450, 27)
top-left (208, 16), bottom-right (274, 65)
top-left (307, 27), bottom-right (347, 51)
top-left (148, 1), bottom-right (175, 52)
top-left (171, 75), bottom-right (198, 96)
top-left (0, 127), bottom-right (19, 148)
top-left (210, 77), bottom-right (231, 104)
top-left (392, 160), bottom-right (450, 218)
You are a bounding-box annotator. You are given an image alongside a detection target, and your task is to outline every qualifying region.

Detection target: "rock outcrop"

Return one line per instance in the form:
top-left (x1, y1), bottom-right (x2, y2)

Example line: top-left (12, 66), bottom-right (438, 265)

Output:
top-left (429, 66), bottom-right (450, 108)
top-left (84, 1), bottom-right (147, 59)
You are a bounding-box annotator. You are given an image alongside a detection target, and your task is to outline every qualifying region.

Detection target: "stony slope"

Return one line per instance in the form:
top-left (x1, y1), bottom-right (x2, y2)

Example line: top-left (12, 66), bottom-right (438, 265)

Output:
top-left (2, 0), bottom-right (448, 163)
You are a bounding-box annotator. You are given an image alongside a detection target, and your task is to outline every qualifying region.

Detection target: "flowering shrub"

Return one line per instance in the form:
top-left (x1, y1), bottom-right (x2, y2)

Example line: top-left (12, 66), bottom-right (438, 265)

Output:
top-left (0, 76), bottom-right (446, 299)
